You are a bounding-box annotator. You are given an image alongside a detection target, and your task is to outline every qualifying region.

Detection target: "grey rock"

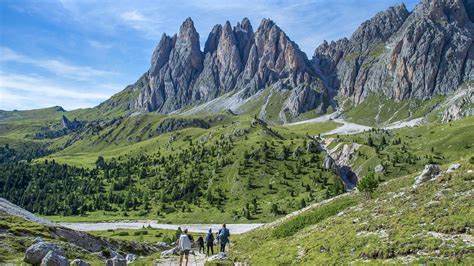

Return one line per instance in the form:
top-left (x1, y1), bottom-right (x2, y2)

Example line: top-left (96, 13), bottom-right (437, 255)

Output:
top-left (323, 155), bottom-right (334, 169)
top-left (414, 164), bottom-right (441, 187)
top-left (160, 247), bottom-right (178, 258)
top-left (70, 259), bottom-right (91, 266)
top-left (106, 255), bottom-right (127, 266)
top-left (374, 164), bottom-right (384, 173)
top-left (24, 242), bottom-right (65, 265)
top-left (155, 242), bottom-right (171, 249)
top-left (447, 163), bottom-right (461, 173)
top-left (207, 252), bottom-right (230, 261)
top-left (40, 250), bottom-right (68, 266)
top-left (125, 254), bottom-right (138, 263)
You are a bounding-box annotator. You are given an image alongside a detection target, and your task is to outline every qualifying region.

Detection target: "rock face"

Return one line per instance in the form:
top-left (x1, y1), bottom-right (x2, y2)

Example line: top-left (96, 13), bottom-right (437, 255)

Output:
top-left (313, 0), bottom-right (474, 105)
top-left (24, 241), bottom-right (65, 265)
top-left (132, 17), bottom-right (329, 116)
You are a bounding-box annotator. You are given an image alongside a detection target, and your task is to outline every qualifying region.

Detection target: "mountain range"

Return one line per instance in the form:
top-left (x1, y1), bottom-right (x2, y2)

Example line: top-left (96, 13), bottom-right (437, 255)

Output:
top-left (98, 0), bottom-right (473, 124)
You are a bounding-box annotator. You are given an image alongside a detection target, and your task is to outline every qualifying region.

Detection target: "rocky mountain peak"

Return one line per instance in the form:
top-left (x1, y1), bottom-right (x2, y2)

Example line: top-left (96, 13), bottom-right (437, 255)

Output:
top-left (414, 0), bottom-right (472, 25)
top-left (132, 17), bottom-right (328, 116)
top-left (312, 0), bottom-right (473, 107)
top-left (350, 3), bottom-right (409, 51)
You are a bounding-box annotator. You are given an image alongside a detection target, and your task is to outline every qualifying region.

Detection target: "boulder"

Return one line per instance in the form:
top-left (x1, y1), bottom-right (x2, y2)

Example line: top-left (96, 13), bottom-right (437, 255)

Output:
top-left (414, 164), bottom-right (441, 187)
top-left (160, 247), bottom-right (178, 258)
top-left (24, 242), bottom-right (65, 264)
top-left (106, 255), bottom-right (126, 266)
top-left (207, 252), bottom-right (230, 261)
top-left (41, 250), bottom-right (68, 266)
top-left (156, 242), bottom-right (171, 249)
top-left (70, 259), bottom-right (91, 266)
top-left (447, 163), bottom-right (461, 173)
top-left (125, 254), bottom-right (138, 263)
top-left (374, 164), bottom-right (384, 173)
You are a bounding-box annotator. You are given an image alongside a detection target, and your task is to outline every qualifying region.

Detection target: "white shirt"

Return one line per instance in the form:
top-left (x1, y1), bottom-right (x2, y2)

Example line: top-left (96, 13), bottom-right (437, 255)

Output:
top-left (179, 234), bottom-right (192, 251)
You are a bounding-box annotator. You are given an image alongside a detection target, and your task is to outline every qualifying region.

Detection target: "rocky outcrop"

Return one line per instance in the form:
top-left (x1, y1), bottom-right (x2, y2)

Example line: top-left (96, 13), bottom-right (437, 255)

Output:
top-left (156, 118), bottom-right (211, 134)
top-left (441, 87), bottom-right (474, 122)
top-left (24, 241), bottom-right (65, 265)
top-left (414, 164), bottom-right (441, 187)
top-left (313, 0), bottom-right (474, 106)
top-left (132, 17), bottom-right (329, 118)
top-left (61, 115), bottom-right (82, 130)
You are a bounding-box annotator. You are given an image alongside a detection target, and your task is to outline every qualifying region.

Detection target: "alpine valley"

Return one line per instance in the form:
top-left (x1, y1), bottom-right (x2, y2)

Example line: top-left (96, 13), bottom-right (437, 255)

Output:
top-left (0, 0), bottom-right (473, 265)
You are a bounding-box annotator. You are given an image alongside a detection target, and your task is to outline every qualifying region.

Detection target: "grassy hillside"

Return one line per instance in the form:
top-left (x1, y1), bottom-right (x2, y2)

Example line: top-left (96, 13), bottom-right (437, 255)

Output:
top-left (230, 162), bottom-right (474, 264)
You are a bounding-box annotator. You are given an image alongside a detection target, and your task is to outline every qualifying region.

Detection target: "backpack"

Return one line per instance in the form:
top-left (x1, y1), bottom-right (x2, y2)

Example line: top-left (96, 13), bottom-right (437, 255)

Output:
top-left (206, 232), bottom-right (214, 243)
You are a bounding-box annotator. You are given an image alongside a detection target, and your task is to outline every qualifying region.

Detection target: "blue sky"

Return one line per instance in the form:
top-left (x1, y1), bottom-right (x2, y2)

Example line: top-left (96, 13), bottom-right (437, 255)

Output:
top-left (0, 0), bottom-right (418, 111)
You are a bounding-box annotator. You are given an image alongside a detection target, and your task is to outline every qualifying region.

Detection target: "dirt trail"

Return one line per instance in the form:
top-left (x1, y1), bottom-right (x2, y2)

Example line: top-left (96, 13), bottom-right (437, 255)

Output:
top-left (155, 250), bottom-right (207, 266)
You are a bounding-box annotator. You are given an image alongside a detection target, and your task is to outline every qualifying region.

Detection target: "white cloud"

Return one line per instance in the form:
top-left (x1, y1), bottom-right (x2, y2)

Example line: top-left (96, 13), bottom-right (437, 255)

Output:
top-left (121, 10), bottom-right (147, 22)
top-left (88, 40), bottom-right (113, 49)
top-left (0, 72), bottom-right (110, 110)
top-left (0, 47), bottom-right (115, 81)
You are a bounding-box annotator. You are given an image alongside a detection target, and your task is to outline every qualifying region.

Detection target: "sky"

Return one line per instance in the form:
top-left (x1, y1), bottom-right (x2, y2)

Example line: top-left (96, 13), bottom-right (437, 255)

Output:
top-left (0, 0), bottom-right (418, 111)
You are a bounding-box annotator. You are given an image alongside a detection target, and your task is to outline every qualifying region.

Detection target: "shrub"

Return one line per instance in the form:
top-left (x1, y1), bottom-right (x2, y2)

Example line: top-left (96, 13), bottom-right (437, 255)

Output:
top-left (357, 172), bottom-right (379, 199)
top-left (115, 231), bottom-right (130, 236)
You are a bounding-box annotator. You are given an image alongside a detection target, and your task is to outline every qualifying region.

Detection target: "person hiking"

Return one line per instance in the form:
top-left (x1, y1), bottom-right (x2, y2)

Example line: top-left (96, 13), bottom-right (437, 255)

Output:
top-left (218, 224), bottom-right (230, 253)
top-left (175, 226), bottom-right (183, 242)
top-left (178, 229), bottom-right (192, 266)
top-left (205, 229), bottom-right (215, 256)
top-left (197, 235), bottom-right (204, 254)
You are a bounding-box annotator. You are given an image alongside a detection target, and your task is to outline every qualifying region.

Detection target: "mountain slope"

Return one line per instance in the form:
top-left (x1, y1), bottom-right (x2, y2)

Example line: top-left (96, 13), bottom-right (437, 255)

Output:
top-left (231, 162), bottom-right (474, 264)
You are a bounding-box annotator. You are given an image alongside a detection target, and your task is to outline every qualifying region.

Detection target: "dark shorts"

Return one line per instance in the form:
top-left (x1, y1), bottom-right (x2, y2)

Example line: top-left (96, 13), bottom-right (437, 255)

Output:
top-left (180, 249), bottom-right (190, 256)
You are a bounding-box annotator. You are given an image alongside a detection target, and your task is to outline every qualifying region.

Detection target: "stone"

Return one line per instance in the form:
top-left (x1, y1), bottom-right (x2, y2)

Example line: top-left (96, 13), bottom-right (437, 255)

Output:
top-left (414, 164), bottom-right (441, 187)
top-left (160, 247), bottom-right (178, 258)
top-left (106, 255), bottom-right (127, 266)
top-left (40, 250), bottom-right (68, 266)
top-left (374, 164), bottom-right (384, 173)
top-left (70, 259), bottom-right (91, 266)
top-left (207, 252), bottom-right (230, 261)
top-left (447, 163), bottom-right (461, 173)
top-left (24, 242), bottom-right (65, 265)
top-left (156, 242), bottom-right (171, 249)
top-left (125, 254), bottom-right (138, 263)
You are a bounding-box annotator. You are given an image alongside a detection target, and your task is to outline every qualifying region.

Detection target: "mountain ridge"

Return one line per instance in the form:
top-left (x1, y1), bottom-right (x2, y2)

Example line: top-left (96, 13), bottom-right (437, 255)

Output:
top-left (96, 0), bottom-right (473, 125)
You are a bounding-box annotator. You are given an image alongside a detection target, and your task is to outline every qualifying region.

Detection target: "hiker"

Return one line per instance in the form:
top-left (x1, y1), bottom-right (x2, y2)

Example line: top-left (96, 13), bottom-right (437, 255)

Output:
top-left (205, 229), bottom-right (215, 256)
top-left (175, 226), bottom-right (183, 242)
top-left (218, 224), bottom-right (230, 253)
top-left (197, 235), bottom-right (204, 254)
top-left (178, 228), bottom-right (192, 266)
